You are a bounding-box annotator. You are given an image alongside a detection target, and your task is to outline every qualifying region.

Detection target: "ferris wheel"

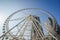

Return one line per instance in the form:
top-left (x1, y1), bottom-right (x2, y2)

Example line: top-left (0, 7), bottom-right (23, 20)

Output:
top-left (0, 8), bottom-right (58, 40)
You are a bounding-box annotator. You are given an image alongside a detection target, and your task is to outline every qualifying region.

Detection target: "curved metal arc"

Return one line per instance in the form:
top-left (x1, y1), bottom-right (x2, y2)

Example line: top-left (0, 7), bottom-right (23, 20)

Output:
top-left (5, 8), bottom-right (56, 31)
top-left (29, 8), bottom-right (55, 30)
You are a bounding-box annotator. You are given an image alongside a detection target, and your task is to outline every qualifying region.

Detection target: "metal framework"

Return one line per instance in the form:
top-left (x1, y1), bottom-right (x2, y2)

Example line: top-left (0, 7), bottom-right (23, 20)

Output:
top-left (0, 8), bottom-right (60, 40)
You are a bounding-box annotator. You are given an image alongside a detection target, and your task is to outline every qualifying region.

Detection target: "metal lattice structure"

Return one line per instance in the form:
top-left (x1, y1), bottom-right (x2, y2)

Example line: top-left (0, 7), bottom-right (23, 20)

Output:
top-left (0, 8), bottom-right (60, 40)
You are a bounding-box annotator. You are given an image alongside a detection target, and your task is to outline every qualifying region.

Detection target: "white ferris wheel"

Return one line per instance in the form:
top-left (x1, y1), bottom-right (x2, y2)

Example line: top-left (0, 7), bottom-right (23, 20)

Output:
top-left (0, 8), bottom-right (58, 40)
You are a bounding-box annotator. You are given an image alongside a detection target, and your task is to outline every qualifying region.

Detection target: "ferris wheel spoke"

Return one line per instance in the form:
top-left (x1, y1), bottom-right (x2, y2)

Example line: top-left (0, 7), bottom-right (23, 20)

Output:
top-left (18, 19), bottom-right (30, 38)
top-left (9, 17), bottom-right (26, 21)
top-left (16, 19), bottom-right (27, 36)
top-left (9, 17), bottom-right (27, 35)
top-left (0, 17), bottom-right (26, 39)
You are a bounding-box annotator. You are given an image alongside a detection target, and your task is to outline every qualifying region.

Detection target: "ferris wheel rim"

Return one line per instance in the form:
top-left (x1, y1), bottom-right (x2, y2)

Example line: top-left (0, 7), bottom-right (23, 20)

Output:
top-left (5, 8), bottom-right (56, 29)
top-left (3, 8), bottom-right (56, 39)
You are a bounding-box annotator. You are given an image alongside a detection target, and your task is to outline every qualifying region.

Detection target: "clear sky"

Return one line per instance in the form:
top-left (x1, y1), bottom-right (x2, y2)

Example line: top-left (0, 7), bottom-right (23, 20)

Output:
top-left (0, 0), bottom-right (60, 36)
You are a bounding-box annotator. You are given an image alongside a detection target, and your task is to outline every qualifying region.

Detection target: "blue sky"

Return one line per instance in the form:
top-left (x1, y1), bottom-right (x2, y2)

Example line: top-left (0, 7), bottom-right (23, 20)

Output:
top-left (0, 0), bottom-right (60, 36)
